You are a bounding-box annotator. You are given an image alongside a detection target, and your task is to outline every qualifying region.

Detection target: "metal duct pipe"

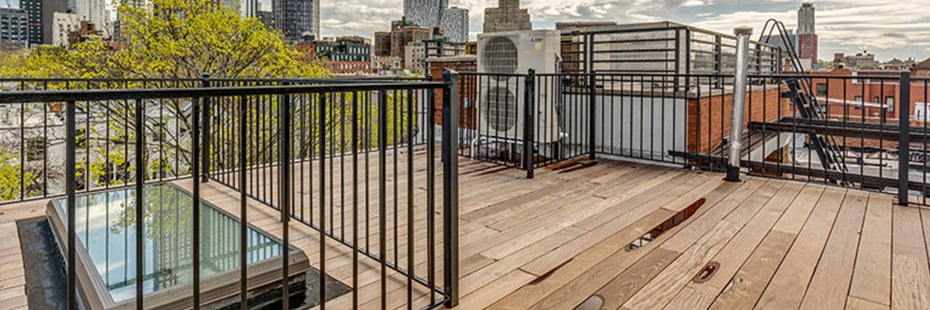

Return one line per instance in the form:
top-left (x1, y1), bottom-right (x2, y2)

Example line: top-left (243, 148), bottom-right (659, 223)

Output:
top-left (726, 26), bottom-right (753, 182)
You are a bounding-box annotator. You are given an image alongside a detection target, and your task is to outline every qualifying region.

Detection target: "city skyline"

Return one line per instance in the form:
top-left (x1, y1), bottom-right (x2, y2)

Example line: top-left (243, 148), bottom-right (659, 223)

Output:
top-left (319, 0), bottom-right (929, 61)
top-left (0, 0), bottom-right (925, 61)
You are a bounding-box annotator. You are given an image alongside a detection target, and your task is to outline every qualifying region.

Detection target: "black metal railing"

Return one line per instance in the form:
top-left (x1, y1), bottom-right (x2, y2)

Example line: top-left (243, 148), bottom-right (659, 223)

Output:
top-left (454, 71), bottom-right (744, 174)
top-left (560, 23), bottom-right (782, 79)
top-left (0, 78), bottom-right (460, 309)
top-left (454, 69), bottom-right (929, 205)
top-left (729, 72), bottom-right (930, 206)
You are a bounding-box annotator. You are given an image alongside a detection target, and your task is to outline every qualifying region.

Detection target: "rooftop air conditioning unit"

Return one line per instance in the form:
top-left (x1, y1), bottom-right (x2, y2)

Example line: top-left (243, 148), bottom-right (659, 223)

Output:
top-left (477, 29), bottom-right (561, 143)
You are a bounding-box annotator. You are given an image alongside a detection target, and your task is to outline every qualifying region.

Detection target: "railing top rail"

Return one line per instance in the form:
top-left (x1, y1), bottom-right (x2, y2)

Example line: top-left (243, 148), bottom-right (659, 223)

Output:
top-left (211, 77), bottom-right (429, 84)
top-left (0, 77), bottom-right (203, 82)
top-left (0, 81), bottom-right (446, 104)
top-left (0, 77), bottom-right (428, 83)
top-left (457, 72), bottom-right (528, 78)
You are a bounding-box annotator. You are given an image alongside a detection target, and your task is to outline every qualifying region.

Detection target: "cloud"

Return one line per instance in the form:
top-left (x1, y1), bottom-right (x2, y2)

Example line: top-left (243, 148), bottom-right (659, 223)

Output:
top-left (317, 0), bottom-right (929, 61)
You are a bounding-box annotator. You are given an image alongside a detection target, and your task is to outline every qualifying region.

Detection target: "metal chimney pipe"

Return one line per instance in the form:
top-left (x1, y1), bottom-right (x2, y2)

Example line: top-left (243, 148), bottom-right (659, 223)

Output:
top-left (726, 26), bottom-right (753, 182)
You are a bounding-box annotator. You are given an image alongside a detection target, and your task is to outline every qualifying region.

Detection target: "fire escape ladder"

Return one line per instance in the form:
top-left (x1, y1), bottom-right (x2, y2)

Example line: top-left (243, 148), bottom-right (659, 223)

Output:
top-left (760, 19), bottom-right (849, 184)
top-left (785, 79), bottom-right (851, 182)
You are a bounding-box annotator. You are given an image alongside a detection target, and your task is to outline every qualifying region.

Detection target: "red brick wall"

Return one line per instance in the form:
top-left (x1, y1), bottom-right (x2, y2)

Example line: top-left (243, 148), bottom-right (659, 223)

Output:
top-left (810, 70), bottom-right (930, 149)
top-left (687, 88), bottom-right (790, 154)
top-left (428, 60), bottom-right (477, 128)
top-left (798, 34), bottom-right (818, 64)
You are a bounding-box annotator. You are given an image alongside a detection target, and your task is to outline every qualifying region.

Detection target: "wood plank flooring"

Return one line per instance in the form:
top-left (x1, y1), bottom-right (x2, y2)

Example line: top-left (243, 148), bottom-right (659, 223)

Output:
top-left (1, 151), bottom-right (930, 309)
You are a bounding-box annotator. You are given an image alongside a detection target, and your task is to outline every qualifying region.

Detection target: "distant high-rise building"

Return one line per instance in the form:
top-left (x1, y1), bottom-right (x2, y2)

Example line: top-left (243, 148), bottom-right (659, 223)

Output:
top-left (275, 0), bottom-right (320, 41)
top-left (484, 0), bottom-right (532, 33)
top-left (797, 2), bottom-right (818, 65)
top-left (798, 2), bottom-right (815, 34)
top-left (403, 0), bottom-right (468, 43)
top-left (440, 7), bottom-right (468, 43)
top-left (404, 0), bottom-right (442, 29)
top-left (22, 0), bottom-right (68, 45)
top-left (73, 0), bottom-right (109, 36)
top-left (762, 2), bottom-right (818, 69)
top-left (0, 8), bottom-right (29, 49)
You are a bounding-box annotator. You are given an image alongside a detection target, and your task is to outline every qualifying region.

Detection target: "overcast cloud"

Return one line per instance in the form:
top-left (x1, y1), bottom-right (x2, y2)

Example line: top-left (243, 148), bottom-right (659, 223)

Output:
top-left (318, 0), bottom-right (929, 61)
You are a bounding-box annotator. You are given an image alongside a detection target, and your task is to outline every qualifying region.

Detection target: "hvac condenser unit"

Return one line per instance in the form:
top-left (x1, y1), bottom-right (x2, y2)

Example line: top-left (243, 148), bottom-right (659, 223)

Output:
top-left (477, 29), bottom-right (562, 143)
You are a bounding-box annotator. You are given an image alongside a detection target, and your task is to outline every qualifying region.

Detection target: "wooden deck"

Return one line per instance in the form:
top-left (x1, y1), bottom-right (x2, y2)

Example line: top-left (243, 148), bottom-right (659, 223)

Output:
top-left (2, 152), bottom-right (930, 309)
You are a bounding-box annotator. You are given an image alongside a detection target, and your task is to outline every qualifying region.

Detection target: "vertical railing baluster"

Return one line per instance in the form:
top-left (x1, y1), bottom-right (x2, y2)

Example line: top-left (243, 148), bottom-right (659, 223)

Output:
top-left (281, 89), bottom-right (293, 309)
top-left (379, 89), bottom-right (387, 310)
top-left (239, 95), bottom-right (249, 309)
top-left (426, 80), bottom-right (437, 306)
top-left (66, 100), bottom-right (77, 310)
top-left (406, 88), bottom-right (415, 309)
top-left (318, 92), bottom-right (327, 310)
top-left (352, 90), bottom-right (360, 309)
top-left (192, 94), bottom-right (203, 309)
top-left (201, 74), bottom-right (211, 182)
top-left (134, 98), bottom-right (145, 310)
top-left (589, 71), bottom-right (597, 159)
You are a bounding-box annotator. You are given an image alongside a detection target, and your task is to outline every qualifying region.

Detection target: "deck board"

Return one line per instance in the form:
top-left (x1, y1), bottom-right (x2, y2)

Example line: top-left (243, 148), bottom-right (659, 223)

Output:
top-left (800, 190), bottom-right (869, 310)
top-left (754, 186), bottom-right (846, 309)
top-left (0, 151), bottom-right (927, 309)
top-left (892, 206), bottom-right (930, 310)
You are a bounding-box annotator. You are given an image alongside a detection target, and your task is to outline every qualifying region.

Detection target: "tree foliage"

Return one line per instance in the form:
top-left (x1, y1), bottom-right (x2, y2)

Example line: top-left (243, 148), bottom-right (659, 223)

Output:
top-left (0, 151), bottom-right (34, 201)
top-left (1, 0), bottom-right (329, 80)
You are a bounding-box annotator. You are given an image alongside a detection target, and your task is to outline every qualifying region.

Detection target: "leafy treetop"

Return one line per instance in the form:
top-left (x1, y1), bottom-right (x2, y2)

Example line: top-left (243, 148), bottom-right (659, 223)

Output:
top-left (1, 0), bottom-right (329, 79)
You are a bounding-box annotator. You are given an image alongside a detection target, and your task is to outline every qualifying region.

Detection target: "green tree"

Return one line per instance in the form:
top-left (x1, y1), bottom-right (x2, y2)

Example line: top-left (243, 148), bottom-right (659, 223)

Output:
top-left (0, 151), bottom-right (35, 201)
top-left (0, 0), bottom-right (414, 206)
top-left (1, 0), bottom-right (328, 80)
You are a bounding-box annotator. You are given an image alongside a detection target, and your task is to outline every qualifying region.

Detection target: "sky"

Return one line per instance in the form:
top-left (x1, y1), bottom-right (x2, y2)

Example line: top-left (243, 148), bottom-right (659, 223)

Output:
top-left (318, 0), bottom-right (930, 61)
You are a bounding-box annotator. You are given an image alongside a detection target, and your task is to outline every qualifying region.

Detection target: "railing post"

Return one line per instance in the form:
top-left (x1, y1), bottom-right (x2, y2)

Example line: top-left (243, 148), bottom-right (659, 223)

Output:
top-left (899, 71), bottom-right (911, 206)
top-left (524, 69), bottom-right (536, 178)
top-left (589, 71), bottom-right (597, 160)
top-left (441, 69), bottom-right (460, 307)
top-left (201, 74), bottom-right (211, 182)
top-left (726, 27), bottom-right (753, 182)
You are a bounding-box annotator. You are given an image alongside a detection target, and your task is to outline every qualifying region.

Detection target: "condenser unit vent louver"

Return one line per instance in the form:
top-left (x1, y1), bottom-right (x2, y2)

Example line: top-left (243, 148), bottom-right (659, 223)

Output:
top-left (483, 86), bottom-right (518, 132)
top-left (483, 37), bottom-right (519, 77)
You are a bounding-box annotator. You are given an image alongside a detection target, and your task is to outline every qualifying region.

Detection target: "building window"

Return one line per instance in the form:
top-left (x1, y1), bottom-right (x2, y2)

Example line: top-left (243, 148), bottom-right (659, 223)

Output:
top-left (854, 96), bottom-right (863, 110)
top-left (815, 83), bottom-right (827, 97)
top-left (886, 96), bottom-right (895, 113)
